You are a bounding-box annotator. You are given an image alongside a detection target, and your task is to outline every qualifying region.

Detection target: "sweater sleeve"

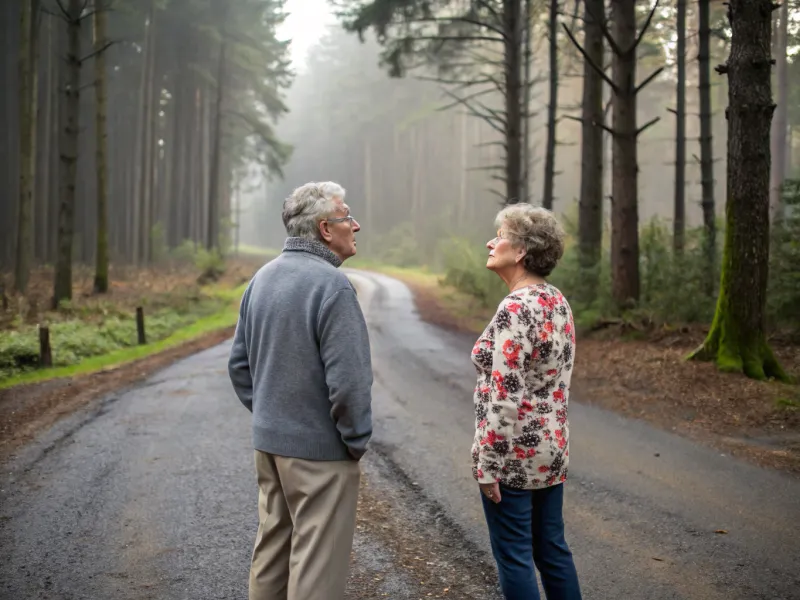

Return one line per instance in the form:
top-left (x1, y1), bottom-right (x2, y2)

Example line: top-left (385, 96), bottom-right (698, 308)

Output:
top-left (318, 287), bottom-right (374, 460)
top-left (228, 284), bottom-right (254, 412)
top-left (476, 299), bottom-right (533, 484)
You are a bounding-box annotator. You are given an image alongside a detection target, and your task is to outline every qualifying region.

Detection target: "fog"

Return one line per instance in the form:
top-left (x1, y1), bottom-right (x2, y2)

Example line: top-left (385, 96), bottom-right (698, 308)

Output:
top-left (241, 22), bottom-right (731, 255)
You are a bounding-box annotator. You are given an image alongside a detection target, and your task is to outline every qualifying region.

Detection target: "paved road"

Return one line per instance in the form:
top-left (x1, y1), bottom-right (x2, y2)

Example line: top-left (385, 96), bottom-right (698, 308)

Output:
top-left (1, 270), bottom-right (798, 600)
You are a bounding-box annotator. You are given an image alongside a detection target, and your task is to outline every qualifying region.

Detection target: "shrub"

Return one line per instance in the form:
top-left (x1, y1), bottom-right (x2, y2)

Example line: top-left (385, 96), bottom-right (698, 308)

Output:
top-left (768, 180), bottom-right (800, 338)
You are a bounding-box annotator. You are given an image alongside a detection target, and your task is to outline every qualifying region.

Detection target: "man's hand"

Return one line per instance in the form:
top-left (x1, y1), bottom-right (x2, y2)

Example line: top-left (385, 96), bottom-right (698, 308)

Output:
top-left (480, 482), bottom-right (501, 504)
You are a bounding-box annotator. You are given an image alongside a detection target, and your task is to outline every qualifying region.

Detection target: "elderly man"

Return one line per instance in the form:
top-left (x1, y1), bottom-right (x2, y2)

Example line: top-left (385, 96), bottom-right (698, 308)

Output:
top-left (228, 181), bottom-right (372, 600)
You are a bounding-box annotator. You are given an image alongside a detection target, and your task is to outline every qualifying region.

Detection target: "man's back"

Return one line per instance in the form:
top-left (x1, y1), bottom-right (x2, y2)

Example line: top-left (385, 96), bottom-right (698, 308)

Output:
top-left (228, 239), bottom-right (373, 462)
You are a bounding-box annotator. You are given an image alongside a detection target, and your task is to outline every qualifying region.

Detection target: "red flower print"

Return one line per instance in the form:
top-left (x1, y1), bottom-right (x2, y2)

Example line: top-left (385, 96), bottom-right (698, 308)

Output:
top-left (538, 465), bottom-right (550, 473)
top-left (502, 339), bottom-right (522, 369)
top-left (492, 370), bottom-right (509, 399)
top-left (546, 369), bottom-right (557, 376)
top-left (514, 446), bottom-right (526, 459)
top-left (527, 448), bottom-right (536, 457)
top-left (482, 430), bottom-right (505, 447)
top-left (507, 302), bottom-right (522, 314)
top-left (553, 388), bottom-right (565, 402)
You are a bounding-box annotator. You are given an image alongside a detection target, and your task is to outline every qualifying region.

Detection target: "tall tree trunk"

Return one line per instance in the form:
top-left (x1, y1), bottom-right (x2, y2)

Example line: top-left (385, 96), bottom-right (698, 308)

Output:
top-left (141, 11), bottom-right (157, 264)
top-left (15, 0), bottom-right (40, 293)
top-left (207, 36), bottom-right (227, 252)
top-left (92, 2), bottom-right (109, 293)
top-left (53, 0), bottom-right (81, 308)
top-left (768, 0), bottom-right (788, 219)
top-left (610, 0), bottom-right (640, 309)
top-left (542, 0), bottom-right (558, 210)
top-left (37, 14), bottom-right (54, 263)
top-left (130, 3), bottom-right (152, 265)
top-left (521, 0), bottom-right (532, 203)
top-left (673, 0), bottom-right (686, 255)
top-left (577, 0), bottom-right (605, 305)
top-left (698, 0), bottom-right (716, 294)
top-left (690, 0), bottom-right (786, 381)
top-left (503, 0), bottom-right (523, 204)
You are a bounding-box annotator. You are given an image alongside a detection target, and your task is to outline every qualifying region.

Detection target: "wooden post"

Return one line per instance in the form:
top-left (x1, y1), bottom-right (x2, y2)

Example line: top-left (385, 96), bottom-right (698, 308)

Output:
top-left (39, 326), bottom-right (52, 368)
top-left (136, 306), bottom-right (146, 344)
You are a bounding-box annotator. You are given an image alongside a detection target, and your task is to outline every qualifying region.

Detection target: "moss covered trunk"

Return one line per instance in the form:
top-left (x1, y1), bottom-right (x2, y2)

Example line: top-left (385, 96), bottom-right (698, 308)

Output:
top-left (690, 0), bottom-right (787, 381)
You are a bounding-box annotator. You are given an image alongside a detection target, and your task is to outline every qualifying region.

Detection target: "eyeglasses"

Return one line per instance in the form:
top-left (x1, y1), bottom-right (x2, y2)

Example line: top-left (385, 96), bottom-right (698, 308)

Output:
top-left (326, 215), bottom-right (358, 228)
top-left (490, 231), bottom-right (509, 244)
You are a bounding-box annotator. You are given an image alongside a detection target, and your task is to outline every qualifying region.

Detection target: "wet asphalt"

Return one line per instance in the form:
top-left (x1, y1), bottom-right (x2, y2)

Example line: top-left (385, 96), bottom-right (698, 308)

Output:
top-left (1, 270), bottom-right (798, 600)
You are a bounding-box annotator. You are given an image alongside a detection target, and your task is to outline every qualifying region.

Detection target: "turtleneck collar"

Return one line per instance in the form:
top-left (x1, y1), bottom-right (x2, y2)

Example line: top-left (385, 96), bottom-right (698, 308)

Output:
top-left (282, 237), bottom-right (343, 268)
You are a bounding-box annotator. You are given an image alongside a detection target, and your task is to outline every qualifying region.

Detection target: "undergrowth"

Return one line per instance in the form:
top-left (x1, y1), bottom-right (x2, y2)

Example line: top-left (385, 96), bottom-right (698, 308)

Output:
top-left (0, 293), bottom-right (228, 381)
top-left (376, 187), bottom-right (800, 338)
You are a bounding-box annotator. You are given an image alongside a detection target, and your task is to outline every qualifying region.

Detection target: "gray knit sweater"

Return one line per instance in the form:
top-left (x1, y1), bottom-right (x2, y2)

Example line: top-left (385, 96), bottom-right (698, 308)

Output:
top-left (228, 238), bottom-right (373, 461)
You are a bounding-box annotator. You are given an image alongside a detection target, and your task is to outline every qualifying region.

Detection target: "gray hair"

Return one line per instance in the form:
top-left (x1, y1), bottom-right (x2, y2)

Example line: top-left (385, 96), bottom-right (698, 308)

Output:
top-left (282, 181), bottom-right (346, 240)
top-left (495, 203), bottom-right (565, 277)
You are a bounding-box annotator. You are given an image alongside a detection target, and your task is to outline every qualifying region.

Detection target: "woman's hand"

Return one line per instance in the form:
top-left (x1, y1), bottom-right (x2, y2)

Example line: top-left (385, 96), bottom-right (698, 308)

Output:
top-left (480, 482), bottom-right (502, 504)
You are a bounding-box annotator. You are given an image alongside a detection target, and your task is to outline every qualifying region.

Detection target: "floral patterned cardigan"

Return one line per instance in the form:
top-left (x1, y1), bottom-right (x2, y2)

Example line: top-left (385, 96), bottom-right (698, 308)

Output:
top-left (471, 283), bottom-right (575, 489)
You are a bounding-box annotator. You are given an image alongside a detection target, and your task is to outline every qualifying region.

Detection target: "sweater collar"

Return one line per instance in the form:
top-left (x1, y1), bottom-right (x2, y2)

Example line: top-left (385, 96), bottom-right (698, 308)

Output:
top-left (283, 237), bottom-right (343, 269)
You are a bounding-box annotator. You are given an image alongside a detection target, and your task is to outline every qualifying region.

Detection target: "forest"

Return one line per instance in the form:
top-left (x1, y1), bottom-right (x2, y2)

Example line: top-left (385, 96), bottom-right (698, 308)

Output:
top-left (1, 0), bottom-right (799, 451)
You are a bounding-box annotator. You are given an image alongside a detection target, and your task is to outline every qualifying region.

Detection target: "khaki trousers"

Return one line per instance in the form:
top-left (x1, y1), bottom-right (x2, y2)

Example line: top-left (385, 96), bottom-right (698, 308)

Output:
top-left (249, 450), bottom-right (360, 600)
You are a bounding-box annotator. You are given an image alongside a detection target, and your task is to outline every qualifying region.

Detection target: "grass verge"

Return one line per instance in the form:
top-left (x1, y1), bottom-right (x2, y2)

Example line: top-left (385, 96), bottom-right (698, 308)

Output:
top-left (0, 283), bottom-right (246, 391)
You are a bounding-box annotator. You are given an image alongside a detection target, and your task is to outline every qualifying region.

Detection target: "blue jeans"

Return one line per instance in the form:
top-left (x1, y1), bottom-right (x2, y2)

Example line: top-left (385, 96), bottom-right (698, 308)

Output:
top-left (481, 483), bottom-right (582, 600)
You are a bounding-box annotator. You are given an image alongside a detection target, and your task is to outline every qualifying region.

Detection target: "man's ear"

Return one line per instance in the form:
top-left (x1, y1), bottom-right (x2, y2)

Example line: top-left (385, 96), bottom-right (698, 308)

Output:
top-left (318, 220), bottom-right (333, 243)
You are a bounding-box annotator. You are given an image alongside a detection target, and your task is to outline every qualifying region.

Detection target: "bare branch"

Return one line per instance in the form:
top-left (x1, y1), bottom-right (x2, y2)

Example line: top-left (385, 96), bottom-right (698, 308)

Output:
top-left (487, 188), bottom-right (509, 204)
top-left (633, 0), bottom-right (660, 53)
top-left (408, 17), bottom-right (507, 38)
top-left (582, 0), bottom-right (623, 56)
top-left (415, 75), bottom-right (495, 87)
top-left (468, 165), bottom-right (506, 172)
top-left (41, 6), bottom-right (67, 21)
top-left (636, 116), bottom-right (660, 137)
top-left (54, 0), bottom-right (70, 20)
top-left (473, 0), bottom-right (503, 26)
top-left (564, 114), bottom-right (615, 136)
top-left (562, 23), bottom-right (619, 94)
top-left (475, 140), bottom-right (507, 149)
top-left (407, 35), bottom-right (504, 44)
top-left (634, 67), bottom-right (664, 95)
top-left (81, 40), bottom-right (115, 63)
top-left (438, 86), bottom-right (495, 108)
top-left (440, 90), bottom-right (506, 135)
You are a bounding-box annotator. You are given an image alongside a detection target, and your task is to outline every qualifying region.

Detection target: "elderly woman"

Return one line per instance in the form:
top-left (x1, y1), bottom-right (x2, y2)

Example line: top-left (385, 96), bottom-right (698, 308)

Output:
top-left (471, 203), bottom-right (582, 600)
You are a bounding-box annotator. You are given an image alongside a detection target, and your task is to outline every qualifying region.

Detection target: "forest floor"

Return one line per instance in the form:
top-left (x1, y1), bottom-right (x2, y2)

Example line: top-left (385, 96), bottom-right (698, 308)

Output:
top-left (0, 254), bottom-right (269, 461)
top-left (374, 266), bottom-right (800, 476)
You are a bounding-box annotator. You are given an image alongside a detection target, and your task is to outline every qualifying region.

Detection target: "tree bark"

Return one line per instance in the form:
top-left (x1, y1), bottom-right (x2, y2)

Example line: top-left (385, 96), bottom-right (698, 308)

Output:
top-left (698, 0), bottom-right (716, 295)
top-left (674, 0), bottom-right (686, 255)
top-left (577, 0), bottom-right (605, 304)
top-left (503, 0), bottom-right (523, 204)
top-left (37, 14), bottom-right (54, 263)
top-left (521, 0), bottom-right (532, 203)
top-left (93, 2), bottom-right (109, 293)
top-left (689, 0), bottom-right (787, 381)
top-left (610, 0), bottom-right (640, 309)
top-left (53, 0), bottom-right (82, 308)
top-left (207, 31), bottom-right (227, 252)
top-left (15, 0), bottom-right (40, 293)
top-left (768, 0), bottom-right (788, 219)
top-left (542, 0), bottom-right (558, 210)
